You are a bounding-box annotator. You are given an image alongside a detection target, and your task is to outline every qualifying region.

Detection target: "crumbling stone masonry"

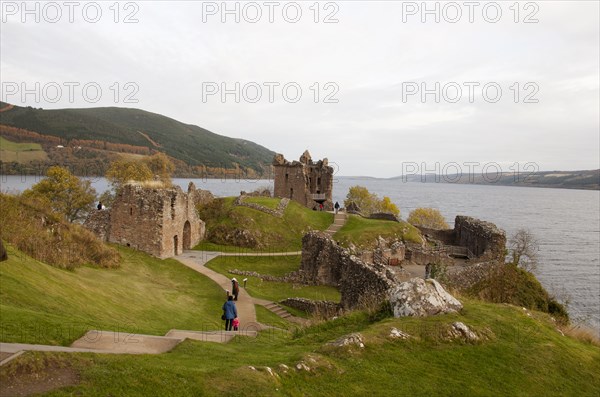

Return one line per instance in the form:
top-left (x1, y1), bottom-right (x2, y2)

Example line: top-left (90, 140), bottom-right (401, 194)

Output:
top-left (299, 231), bottom-right (395, 310)
top-left (279, 298), bottom-right (341, 317)
top-left (415, 216), bottom-right (506, 262)
top-left (85, 182), bottom-right (207, 259)
top-left (454, 216), bottom-right (506, 261)
top-left (273, 150), bottom-right (334, 210)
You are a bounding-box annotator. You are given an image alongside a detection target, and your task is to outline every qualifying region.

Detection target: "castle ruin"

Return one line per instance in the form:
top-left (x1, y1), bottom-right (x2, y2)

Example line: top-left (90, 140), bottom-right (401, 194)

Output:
top-left (272, 150), bottom-right (334, 210)
top-left (414, 215), bottom-right (507, 263)
top-left (85, 182), bottom-right (209, 259)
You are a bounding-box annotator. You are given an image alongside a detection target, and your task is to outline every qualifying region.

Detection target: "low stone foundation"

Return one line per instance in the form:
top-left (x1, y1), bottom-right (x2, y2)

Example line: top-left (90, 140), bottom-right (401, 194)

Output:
top-left (279, 298), bottom-right (341, 317)
top-left (234, 195), bottom-right (290, 218)
top-left (368, 212), bottom-right (399, 222)
top-left (228, 268), bottom-right (305, 284)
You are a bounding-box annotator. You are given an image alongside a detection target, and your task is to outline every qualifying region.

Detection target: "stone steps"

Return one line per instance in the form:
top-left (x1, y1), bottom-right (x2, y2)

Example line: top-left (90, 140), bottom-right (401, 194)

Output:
top-left (264, 303), bottom-right (294, 319)
top-left (324, 212), bottom-right (347, 236)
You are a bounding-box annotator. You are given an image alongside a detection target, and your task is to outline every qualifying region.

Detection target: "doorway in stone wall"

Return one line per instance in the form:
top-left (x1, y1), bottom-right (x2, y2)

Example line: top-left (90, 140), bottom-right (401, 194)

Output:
top-left (183, 221), bottom-right (191, 250)
top-left (174, 235), bottom-right (178, 256)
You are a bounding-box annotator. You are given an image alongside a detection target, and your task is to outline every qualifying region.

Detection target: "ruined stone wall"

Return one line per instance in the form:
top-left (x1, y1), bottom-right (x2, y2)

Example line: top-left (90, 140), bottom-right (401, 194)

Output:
top-left (454, 216), bottom-right (506, 261)
top-left (86, 183), bottom-right (205, 259)
top-left (415, 226), bottom-right (455, 245)
top-left (369, 212), bottom-right (399, 222)
top-left (404, 245), bottom-right (454, 266)
top-left (109, 185), bottom-right (165, 256)
top-left (159, 186), bottom-right (205, 257)
top-left (279, 298), bottom-right (341, 317)
top-left (273, 162), bottom-right (308, 205)
top-left (273, 151), bottom-right (334, 210)
top-left (189, 183), bottom-right (214, 208)
top-left (300, 232), bottom-right (395, 310)
top-left (234, 195), bottom-right (290, 217)
top-left (83, 210), bottom-right (111, 241)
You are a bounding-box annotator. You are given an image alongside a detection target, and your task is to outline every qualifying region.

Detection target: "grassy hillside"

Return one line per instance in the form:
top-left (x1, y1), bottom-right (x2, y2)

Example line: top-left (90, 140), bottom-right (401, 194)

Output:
top-left (0, 244), bottom-right (225, 346)
top-left (0, 193), bottom-right (120, 270)
top-left (205, 255), bottom-right (341, 303)
top-left (2, 298), bottom-right (598, 396)
top-left (197, 197), bottom-right (334, 251)
top-left (0, 102), bottom-right (275, 174)
top-left (0, 136), bottom-right (47, 163)
top-left (334, 214), bottom-right (423, 248)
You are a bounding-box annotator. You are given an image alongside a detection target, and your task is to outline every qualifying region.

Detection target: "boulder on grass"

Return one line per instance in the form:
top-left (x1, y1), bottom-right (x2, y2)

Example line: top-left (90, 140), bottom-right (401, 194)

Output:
top-left (389, 278), bottom-right (462, 317)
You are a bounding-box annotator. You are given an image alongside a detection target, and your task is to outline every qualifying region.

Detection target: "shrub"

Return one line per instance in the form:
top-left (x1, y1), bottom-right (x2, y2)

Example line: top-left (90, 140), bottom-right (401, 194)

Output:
top-left (344, 186), bottom-right (400, 217)
top-left (0, 193), bottom-right (120, 269)
top-left (467, 263), bottom-right (569, 323)
top-left (407, 208), bottom-right (449, 229)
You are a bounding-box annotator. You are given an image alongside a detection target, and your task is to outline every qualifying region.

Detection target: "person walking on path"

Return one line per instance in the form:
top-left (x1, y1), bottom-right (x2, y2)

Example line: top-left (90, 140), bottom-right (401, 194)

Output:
top-left (231, 278), bottom-right (240, 301)
top-left (334, 201), bottom-right (340, 214)
top-left (222, 296), bottom-right (237, 331)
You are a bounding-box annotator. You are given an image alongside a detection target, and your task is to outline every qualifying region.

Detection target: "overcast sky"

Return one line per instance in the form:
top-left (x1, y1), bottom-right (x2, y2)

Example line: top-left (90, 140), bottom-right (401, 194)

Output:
top-left (1, 1), bottom-right (598, 177)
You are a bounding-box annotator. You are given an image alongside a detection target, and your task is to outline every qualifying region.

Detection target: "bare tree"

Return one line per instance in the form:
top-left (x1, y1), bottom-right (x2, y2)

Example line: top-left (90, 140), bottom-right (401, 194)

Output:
top-left (509, 228), bottom-right (539, 272)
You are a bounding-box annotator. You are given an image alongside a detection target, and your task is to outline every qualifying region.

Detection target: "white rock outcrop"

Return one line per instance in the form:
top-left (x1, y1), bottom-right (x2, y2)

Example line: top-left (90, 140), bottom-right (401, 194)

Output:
top-left (450, 322), bottom-right (479, 341)
top-left (389, 327), bottom-right (411, 340)
top-left (327, 333), bottom-right (365, 348)
top-left (389, 278), bottom-right (463, 317)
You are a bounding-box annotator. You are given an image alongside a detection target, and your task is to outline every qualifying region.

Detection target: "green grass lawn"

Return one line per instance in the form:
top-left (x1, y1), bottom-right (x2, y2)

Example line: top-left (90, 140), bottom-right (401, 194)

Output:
top-left (208, 255), bottom-right (302, 276)
top-left (243, 196), bottom-right (281, 209)
top-left (196, 197), bottom-right (333, 251)
top-left (192, 241), bottom-right (299, 254)
top-left (0, 244), bottom-right (225, 345)
top-left (0, 136), bottom-right (43, 151)
top-left (205, 256), bottom-right (341, 303)
top-left (0, 137), bottom-right (48, 163)
top-left (334, 214), bottom-right (423, 248)
top-left (4, 299), bottom-right (598, 396)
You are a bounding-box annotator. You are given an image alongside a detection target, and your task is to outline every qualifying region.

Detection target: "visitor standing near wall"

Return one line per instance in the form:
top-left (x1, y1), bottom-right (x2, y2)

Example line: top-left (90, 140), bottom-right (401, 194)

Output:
top-left (222, 296), bottom-right (237, 331)
top-left (231, 278), bottom-right (240, 301)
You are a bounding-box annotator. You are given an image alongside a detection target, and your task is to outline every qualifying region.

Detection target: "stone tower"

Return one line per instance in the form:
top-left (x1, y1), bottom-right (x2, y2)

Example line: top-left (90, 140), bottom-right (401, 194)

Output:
top-left (85, 182), bottom-right (207, 259)
top-left (272, 150), bottom-right (334, 210)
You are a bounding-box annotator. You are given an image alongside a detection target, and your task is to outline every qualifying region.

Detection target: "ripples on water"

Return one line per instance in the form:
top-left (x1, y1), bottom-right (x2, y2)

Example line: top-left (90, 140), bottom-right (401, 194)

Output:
top-left (2, 175), bottom-right (599, 330)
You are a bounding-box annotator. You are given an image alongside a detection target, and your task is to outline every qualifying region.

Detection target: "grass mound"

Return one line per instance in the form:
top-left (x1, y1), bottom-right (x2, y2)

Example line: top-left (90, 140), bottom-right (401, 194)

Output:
top-left (0, 245), bottom-right (225, 345)
top-left (0, 193), bottom-right (119, 269)
top-left (197, 197), bottom-right (333, 251)
top-left (466, 264), bottom-right (570, 322)
top-left (334, 214), bottom-right (423, 249)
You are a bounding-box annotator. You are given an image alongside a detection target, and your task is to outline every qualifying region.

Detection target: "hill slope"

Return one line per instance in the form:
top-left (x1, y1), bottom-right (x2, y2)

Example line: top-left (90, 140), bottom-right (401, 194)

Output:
top-left (197, 197), bottom-right (334, 251)
top-left (0, 102), bottom-right (275, 175)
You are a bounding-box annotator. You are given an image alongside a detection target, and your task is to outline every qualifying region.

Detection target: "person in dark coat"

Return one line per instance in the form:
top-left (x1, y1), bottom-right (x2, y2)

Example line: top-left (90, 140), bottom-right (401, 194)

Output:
top-left (231, 278), bottom-right (240, 301)
top-left (334, 201), bottom-right (340, 214)
top-left (222, 296), bottom-right (237, 331)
